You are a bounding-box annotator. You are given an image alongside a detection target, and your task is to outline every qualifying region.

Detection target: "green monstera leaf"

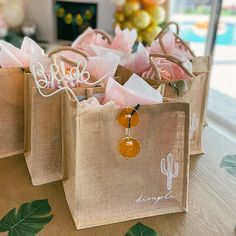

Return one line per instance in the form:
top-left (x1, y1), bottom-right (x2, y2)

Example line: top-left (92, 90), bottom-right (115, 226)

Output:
top-left (125, 222), bottom-right (161, 236)
top-left (220, 155), bottom-right (236, 177)
top-left (0, 199), bottom-right (53, 236)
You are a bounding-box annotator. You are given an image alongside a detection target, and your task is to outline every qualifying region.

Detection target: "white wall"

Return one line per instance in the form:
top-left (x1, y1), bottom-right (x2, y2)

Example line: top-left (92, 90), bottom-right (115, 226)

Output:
top-left (23, 0), bottom-right (56, 42)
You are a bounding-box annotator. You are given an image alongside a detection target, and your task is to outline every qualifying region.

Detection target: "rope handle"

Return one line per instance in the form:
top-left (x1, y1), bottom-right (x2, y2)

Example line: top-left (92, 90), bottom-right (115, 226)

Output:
top-left (48, 46), bottom-right (89, 58)
top-left (155, 21), bottom-right (196, 58)
top-left (47, 47), bottom-right (89, 83)
top-left (48, 46), bottom-right (87, 68)
top-left (155, 21), bottom-right (180, 40)
top-left (94, 29), bottom-right (112, 44)
top-left (31, 46), bottom-right (110, 100)
top-left (30, 61), bottom-right (106, 102)
top-left (149, 53), bottom-right (195, 81)
top-left (48, 46), bottom-right (109, 87)
top-left (159, 32), bottom-right (196, 57)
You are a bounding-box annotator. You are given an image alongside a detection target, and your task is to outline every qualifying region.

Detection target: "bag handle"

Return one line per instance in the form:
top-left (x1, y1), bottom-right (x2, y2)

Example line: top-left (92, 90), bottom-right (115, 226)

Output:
top-left (155, 21), bottom-right (196, 58)
top-left (94, 29), bottom-right (112, 44)
top-left (31, 46), bottom-right (110, 100)
top-left (31, 62), bottom-right (103, 102)
top-left (30, 47), bottom-right (89, 101)
top-left (156, 21), bottom-right (180, 39)
top-left (149, 53), bottom-right (195, 81)
top-left (48, 46), bottom-right (109, 87)
top-left (48, 46), bottom-right (89, 58)
top-left (159, 32), bottom-right (196, 57)
top-left (149, 54), bottom-right (196, 97)
top-left (48, 47), bottom-right (91, 88)
top-left (48, 46), bottom-right (88, 79)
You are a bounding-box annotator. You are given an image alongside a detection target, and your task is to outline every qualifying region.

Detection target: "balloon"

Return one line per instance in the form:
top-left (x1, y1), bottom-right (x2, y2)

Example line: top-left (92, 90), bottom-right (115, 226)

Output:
top-left (56, 7), bottom-right (65, 18)
top-left (137, 33), bottom-right (143, 42)
top-left (142, 0), bottom-right (166, 5)
top-left (143, 24), bottom-right (162, 44)
top-left (112, 21), bottom-right (120, 29)
top-left (85, 9), bottom-right (93, 20)
top-left (123, 0), bottom-right (140, 16)
top-left (121, 20), bottom-right (133, 30)
top-left (76, 14), bottom-right (83, 26)
top-left (110, 0), bottom-right (126, 7)
top-left (132, 10), bottom-right (151, 29)
top-left (1, 2), bottom-right (24, 28)
top-left (65, 13), bottom-right (73, 25)
top-left (146, 5), bottom-right (166, 24)
top-left (114, 11), bottom-right (125, 22)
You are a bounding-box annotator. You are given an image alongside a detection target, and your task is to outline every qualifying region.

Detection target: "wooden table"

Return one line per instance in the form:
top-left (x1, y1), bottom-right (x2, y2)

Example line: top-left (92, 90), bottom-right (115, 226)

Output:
top-left (0, 126), bottom-right (236, 236)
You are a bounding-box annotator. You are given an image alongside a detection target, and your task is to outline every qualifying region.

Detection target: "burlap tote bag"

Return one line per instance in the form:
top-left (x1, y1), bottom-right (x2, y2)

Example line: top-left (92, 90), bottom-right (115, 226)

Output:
top-left (147, 53), bottom-right (210, 155)
top-left (156, 21), bottom-right (211, 127)
top-left (0, 67), bottom-right (24, 159)
top-left (115, 54), bottom-right (209, 156)
top-left (24, 46), bottom-right (91, 186)
top-left (61, 89), bottom-right (190, 229)
top-left (115, 22), bottom-right (210, 155)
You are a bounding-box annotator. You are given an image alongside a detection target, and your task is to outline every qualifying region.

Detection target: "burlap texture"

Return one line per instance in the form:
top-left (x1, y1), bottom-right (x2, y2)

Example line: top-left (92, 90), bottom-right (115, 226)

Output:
top-left (24, 73), bottom-right (63, 186)
top-left (62, 92), bottom-right (190, 229)
top-left (0, 68), bottom-right (24, 159)
top-left (161, 56), bottom-right (211, 155)
top-left (116, 56), bottom-right (211, 155)
top-left (24, 73), bottom-right (105, 186)
top-left (163, 73), bottom-right (208, 155)
top-left (192, 56), bottom-right (212, 124)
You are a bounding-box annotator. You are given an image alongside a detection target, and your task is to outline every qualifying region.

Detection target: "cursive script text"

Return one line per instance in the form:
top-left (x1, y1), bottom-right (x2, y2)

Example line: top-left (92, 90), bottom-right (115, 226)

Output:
top-left (136, 191), bottom-right (176, 205)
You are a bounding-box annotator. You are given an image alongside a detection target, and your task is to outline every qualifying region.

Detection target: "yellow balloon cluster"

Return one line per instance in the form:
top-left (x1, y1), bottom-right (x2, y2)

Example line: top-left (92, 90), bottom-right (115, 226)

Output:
top-left (112, 0), bottom-right (166, 45)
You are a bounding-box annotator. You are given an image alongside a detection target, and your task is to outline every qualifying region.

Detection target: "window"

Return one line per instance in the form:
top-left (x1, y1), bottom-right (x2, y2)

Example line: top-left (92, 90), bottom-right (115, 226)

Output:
top-left (170, 0), bottom-right (236, 140)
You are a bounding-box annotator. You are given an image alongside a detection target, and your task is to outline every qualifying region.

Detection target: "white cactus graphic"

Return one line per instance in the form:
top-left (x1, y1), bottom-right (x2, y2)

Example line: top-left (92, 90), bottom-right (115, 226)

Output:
top-left (190, 112), bottom-right (199, 140)
top-left (161, 153), bottom-right (179, 191)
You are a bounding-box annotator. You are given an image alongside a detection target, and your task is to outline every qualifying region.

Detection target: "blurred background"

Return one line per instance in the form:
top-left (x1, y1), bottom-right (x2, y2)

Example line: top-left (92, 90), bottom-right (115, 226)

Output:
top-left (0, 0), bottom-right (235, 140)
top-left (170, 0), bottom-right (236, 141)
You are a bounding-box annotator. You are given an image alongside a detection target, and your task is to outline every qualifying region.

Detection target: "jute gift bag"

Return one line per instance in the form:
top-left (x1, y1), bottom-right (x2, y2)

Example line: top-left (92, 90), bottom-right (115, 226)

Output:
top-left (156, 21), bottom-right (211, 122)
top-left (115, 54), bottom-right (209, 156)
top-left (151, 22), bottom-right (211, 155)
top-left (0, 68), bottom-right (24, 159)
top-left (61, 89), bottom-right (190, 229)
top-left (24, 47), bottom-right (91, 186)
top-left (24, 73), bottom-right (63, 186)
top-left (148, 53), bottom-right (210, 155)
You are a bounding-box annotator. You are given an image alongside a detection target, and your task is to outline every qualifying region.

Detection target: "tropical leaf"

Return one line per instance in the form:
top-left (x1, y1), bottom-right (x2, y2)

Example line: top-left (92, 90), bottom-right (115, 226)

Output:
top-left (0, 199), bottom-right (53, 236)
top-left (124, 222), bottom-right (160, 236)
top-left (220, 155), bottom-right (236, 177)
